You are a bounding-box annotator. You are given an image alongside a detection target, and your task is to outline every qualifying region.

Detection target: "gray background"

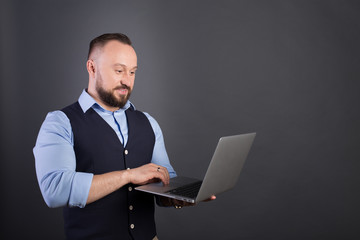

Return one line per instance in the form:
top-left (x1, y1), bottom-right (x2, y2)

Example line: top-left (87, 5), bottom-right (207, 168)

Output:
top-left (1, 0), bottom-right (360, 239)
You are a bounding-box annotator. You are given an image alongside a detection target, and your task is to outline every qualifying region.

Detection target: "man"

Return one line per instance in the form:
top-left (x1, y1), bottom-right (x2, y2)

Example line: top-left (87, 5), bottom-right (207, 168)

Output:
top-left (34, 33), bottom-right (210, 240)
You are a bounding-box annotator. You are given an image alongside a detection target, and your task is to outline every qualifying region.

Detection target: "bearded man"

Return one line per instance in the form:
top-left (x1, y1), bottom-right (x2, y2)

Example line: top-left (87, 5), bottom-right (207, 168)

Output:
top-left (34, 33), bottom-right (188, 240)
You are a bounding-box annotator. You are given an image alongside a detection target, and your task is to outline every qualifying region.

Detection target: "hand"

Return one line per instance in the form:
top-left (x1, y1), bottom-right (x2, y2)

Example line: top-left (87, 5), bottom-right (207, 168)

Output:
top-left (127, 163), bottom-right (170, 185)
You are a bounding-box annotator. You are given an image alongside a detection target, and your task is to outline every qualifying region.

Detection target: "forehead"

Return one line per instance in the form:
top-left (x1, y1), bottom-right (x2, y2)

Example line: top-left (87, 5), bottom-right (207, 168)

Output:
top-left (98, 40), bottom-right (137, 66)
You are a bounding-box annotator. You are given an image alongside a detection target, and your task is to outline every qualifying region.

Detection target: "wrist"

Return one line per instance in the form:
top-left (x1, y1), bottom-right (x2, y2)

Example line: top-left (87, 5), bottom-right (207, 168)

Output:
top-left (123, 168), bottom-right (132, 184)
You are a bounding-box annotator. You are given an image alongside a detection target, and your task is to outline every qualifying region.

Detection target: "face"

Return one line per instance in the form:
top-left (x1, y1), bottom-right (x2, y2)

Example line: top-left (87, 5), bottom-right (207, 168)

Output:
top-left (89, 40), bottom-right (138, 110)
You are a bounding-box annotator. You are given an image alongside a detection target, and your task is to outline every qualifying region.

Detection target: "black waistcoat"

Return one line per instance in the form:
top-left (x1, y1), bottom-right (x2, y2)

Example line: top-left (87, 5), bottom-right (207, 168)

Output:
top-left (61, 102), bottom-right (156, 240)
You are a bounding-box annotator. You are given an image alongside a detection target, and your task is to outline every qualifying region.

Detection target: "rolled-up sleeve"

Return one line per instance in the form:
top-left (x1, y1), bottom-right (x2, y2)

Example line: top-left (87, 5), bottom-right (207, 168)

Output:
top-left (33, 111), bottom-right (93, 208)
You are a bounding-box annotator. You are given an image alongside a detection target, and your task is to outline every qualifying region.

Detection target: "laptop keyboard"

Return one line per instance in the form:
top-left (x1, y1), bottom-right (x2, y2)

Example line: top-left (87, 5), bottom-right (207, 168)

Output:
top-left (166, 181), bottom-right (203, 199)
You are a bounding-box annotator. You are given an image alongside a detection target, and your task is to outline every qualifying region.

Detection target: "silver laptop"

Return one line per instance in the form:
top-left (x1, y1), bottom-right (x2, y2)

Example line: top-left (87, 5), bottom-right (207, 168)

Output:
top-left (135, 133), bottom-right (256, 203)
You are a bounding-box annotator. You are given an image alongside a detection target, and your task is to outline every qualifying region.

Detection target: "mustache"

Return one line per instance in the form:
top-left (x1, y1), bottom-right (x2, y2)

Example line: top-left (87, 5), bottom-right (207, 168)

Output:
top-left (113, 85), bottom-right (130, 91)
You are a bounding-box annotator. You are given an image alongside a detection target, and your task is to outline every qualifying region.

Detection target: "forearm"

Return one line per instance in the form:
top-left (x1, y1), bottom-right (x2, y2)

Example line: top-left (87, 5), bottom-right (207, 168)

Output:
top-left (87, 163), bottom-right (169, 204)
top-left (87, 170), bottom-right (130, 204)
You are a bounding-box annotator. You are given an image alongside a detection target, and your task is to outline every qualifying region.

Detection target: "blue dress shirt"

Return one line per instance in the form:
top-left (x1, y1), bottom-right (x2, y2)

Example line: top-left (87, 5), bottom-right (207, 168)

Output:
top-left (34, 90), bottom-right (176, 208)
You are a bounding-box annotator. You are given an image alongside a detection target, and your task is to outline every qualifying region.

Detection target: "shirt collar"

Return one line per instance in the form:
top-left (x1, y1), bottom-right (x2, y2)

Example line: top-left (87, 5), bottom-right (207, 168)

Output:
top-left (78, 89), bottom-right (135, 113)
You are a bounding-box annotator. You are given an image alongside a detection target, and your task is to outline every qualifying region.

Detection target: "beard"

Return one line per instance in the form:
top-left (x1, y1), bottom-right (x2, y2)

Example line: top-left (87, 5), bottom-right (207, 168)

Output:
top-left (96, 81), bottom-right (132, 109)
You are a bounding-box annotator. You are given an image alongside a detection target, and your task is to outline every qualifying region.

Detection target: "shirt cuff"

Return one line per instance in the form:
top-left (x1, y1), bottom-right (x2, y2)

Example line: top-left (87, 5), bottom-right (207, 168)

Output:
top-left (68, 172), bottom-right (93, 208)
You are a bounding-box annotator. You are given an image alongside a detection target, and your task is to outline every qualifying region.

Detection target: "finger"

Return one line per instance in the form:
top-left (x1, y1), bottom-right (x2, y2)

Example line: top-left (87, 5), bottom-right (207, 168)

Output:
top-left (129, 164), bottom-right (168, 185)
top-left (161, 167), bottom-right (170, 182)
top-left (165, 168), bottom-right (170, 181)
top-left (154, 167), bottom-right (169, 185)
top-left (155, 166), bottom-right (170, 184)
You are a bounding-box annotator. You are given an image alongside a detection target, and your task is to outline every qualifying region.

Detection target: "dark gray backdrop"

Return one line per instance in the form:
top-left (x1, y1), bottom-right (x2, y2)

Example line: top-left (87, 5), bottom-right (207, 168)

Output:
top-left (1, 0), bottom-right (360, 239)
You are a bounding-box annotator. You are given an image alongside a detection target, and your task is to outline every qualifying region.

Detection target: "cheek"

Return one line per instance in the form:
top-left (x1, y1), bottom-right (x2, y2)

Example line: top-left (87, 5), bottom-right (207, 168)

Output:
top-left (130, 78), bottom-right (135, 87)
top-left (100, 72), bottom-right (116, 87)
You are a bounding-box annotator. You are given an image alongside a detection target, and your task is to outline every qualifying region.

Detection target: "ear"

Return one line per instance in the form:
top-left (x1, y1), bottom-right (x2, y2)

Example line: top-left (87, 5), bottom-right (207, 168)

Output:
top-left (86, 59), bottom-right (96, 78)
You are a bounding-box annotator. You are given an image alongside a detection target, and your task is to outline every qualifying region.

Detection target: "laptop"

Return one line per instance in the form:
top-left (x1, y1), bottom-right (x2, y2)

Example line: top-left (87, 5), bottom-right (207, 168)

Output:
top-left (135, 133), bottom-right (256, 203)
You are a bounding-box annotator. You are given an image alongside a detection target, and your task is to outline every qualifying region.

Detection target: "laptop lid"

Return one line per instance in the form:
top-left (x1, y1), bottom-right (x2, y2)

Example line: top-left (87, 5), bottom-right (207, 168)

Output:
top-left (135, 133), bottom-right (256, 203)
top-left (195, 133), bottom-right (256, 202)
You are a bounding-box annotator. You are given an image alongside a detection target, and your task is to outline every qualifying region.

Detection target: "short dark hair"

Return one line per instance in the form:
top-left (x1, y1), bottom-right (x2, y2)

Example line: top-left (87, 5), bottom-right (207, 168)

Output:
top-left (87, 33), bottom-right (132, 59)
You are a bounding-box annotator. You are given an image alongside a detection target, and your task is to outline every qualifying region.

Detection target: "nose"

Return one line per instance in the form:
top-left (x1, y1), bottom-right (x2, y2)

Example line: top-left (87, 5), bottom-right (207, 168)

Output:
top-left (120, 71), bottom-right (131, 87)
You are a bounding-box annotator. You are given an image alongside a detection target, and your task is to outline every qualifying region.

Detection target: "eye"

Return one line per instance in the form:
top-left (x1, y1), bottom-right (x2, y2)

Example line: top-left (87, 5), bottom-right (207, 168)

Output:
top-left (115, 70), bottom-right (123, 74)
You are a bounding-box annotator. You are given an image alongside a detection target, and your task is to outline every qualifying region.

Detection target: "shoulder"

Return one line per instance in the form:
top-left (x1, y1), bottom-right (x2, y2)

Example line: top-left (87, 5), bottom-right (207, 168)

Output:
top-left (61, 102), bottom-right (82, 117)
top-left (41, 110), bottom-right (72, 137)
top-left (126, 105), bottom-right (164, 137)
top-left (33, 109), bottom-right (74, 147)
top-left (142, 112), bottom-right (162, 135)
top-left (44, 110), bottom-right (71, 126)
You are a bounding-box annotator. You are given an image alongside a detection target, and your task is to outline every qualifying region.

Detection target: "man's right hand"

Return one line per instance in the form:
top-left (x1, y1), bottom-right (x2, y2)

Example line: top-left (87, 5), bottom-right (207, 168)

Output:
top-left (127, 163), bottom-right (170, 185)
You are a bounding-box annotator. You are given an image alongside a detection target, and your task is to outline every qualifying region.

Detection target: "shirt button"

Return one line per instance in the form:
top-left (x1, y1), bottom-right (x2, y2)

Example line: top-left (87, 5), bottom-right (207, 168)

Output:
top-left (129, 205), bottom-right (134, 210)
top-left (130, 224), bottom-right (135, 229)
top-left (128, 186), bottom-right (133, 192)
top-left (124, 149), bottom-right (128, 155)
